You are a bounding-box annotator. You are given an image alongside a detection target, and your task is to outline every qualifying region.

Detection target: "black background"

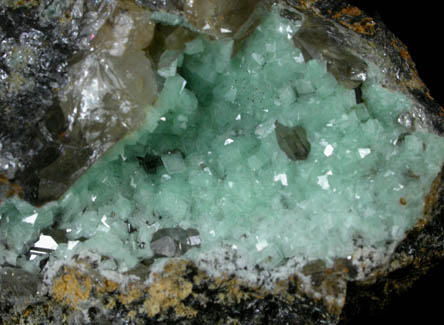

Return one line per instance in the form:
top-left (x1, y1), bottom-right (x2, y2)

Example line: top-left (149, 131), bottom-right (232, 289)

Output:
top-left (343, 2), bottom-right (443, 324)
top-left (348, 1), bottom-right (443, 105)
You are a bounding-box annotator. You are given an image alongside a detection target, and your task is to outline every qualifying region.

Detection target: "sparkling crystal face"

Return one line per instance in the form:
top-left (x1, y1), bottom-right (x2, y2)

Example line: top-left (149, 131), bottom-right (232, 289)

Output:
top-left (1, 3), bottom-right (443, 278)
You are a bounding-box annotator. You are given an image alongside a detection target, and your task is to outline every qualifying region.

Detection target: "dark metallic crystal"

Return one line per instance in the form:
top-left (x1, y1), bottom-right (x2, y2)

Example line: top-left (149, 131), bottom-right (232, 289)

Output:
top-left (275, 122), bottom-right (311, 161)
top-left (0, 6), bottom-right (73, 204)
top-left (150, 227), bottom-right (200, 257)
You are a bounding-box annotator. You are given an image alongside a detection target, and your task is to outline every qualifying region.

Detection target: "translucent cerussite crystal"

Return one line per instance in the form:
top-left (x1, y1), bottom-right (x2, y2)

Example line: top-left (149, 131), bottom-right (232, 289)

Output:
top-left (1, 6), bottom-right (444, 278)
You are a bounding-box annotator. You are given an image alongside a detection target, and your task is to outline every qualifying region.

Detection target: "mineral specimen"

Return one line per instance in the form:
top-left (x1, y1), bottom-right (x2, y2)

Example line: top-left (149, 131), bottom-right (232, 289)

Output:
top-left (275, 122), bottom-right (311, 160)
top-left (0, 0), bottom-right (443, 324)
top-left (150, 227), bottom-right (200, 257)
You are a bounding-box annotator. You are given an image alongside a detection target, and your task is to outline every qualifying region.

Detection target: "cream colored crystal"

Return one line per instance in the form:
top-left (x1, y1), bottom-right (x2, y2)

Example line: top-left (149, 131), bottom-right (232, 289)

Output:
top-left (183, 0), bottom-right (260, 38)
top-left (92, 1), bottom-right (155, 55)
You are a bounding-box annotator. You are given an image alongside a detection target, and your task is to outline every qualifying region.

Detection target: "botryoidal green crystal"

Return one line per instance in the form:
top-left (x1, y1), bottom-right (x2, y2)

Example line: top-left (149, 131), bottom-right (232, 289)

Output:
top-left (1, 6), bottom-right (444, 278)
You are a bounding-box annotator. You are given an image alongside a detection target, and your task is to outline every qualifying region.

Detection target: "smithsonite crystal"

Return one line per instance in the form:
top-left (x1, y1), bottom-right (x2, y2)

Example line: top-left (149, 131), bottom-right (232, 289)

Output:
top-left (1, 3), bottom-right (444, 281)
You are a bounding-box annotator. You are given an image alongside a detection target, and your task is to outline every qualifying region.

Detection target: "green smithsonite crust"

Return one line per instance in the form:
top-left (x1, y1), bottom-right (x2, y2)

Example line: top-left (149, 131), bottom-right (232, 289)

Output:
top-left (1, 7), bottom-right (444, 280)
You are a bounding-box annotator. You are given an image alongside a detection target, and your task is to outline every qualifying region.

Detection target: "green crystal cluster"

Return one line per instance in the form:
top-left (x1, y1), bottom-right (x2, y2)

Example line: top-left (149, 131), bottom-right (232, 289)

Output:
top-left (1, 8), bottom-right (443, 275)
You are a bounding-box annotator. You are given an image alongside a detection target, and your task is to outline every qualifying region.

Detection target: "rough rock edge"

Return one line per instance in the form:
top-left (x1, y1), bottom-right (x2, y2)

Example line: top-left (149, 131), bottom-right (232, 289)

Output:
top-left (1, 258), bottom-right (343, 324)
top-left (1, 0), bottom-right (443, 324)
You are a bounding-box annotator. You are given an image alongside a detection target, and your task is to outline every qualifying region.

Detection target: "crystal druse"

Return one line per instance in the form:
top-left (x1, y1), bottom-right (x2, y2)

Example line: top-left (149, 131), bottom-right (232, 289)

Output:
top-left (1, 0), bottom-right (444, 323)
